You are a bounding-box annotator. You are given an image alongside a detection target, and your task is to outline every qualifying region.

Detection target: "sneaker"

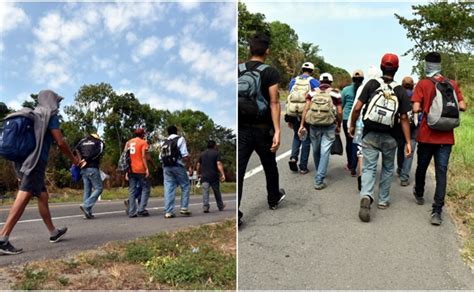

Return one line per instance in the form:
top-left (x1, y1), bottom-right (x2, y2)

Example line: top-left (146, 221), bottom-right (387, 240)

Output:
top-left (430, 212), bottom-right (442, 226)
top-left (288, 159), bottom-right (298, 172)
top-left (164, 212), bottom-right (175, 218)
top-left (180, 209), bottom-right (192, 216)
top-left (124, 200), bottom-right (129, 215)
top-left (79, 205), bottom-right (93, 219)
top-left (137, 210), bottom-right (150, 217)
top-left (203, 207), bottom-right (210, 213)
top-left (377, 201), bottom-right (390, 209)
top-left (400, 180), bottom-right (410, 187)
top-left (359, 196), bottom-right (371, 222)
top-left (0, 241), bottom-right (23, 255)
top-left (314, 183), bottom-right (327, 190)
top-left (218, 204), bottom-right (226, 211)
top-left (50, 227), bottom-right (68, 243)
top-left (412, 188), bottom-right (425, 205)
top-left (299, 169), bottom-right (309, 175)
top-left (357, 176), bottom-right (362, 192)
top-left (269, 189), bottom-right (286, 210)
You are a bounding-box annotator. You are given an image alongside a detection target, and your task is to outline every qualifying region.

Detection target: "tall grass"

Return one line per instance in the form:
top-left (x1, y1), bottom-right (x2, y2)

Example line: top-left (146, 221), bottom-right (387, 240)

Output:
top-left (447, 85), bottom-right (474, 266)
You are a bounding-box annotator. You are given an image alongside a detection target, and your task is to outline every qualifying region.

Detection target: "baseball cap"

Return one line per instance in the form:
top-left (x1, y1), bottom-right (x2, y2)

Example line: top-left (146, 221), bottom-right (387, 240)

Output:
top-left (301, 62), bottom-right (315, 71)
top-left (134, 128), bottom-right (145, 136)
top-left (352, 69), bottom-right (364, 78)
top-left (381, 53), bottom-right (399, 69)
top-left (90, 133), bottom-right (100, 139)
top-left (319, 72), bottom-right (333, 82)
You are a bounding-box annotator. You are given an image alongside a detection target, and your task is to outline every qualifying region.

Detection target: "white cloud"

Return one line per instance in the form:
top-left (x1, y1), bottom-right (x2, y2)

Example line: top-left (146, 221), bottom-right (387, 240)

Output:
top-left (0, 2), bottom-right (30, 34)
top-left (136, 87), bottom-right (185, 111)
top-left (102, 2), bottom-right (165, 33)
top-left (178, 2), bottom-right (200, 12)
top-left (210, 3), bottom-right (236, 44)
top-left (162, 36), bottom-right (176, 50)
top-left (126, 32), bottom-right (138, 44)
top-left (132, 36), bottom-right (160, 63)
top-left (179, 38), bottom-right (235, 85)
top-left (33, 12), bottom-right (87, 47)
top-left (7, 100), bottom-right (22, 111)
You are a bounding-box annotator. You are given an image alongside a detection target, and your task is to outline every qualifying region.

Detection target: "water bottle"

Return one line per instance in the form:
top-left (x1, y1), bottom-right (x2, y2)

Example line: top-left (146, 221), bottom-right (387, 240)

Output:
top-left (300, 128), bottom-right (308, 141)
top-left (353, 118), bottom-right (364, 145)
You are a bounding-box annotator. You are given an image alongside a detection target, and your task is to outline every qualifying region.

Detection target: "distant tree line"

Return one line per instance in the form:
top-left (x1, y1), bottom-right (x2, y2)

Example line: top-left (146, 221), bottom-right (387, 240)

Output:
top-left (238, 2), bottom-right (351, 89)
top-left (0, 83), bottom-right (236, 193)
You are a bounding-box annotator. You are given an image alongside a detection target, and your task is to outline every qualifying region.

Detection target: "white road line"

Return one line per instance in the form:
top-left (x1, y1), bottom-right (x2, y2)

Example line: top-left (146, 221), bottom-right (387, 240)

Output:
top-left (0, 200), bottom-right (236, 226)
top-left (244, 149), bottom-right (292, 179)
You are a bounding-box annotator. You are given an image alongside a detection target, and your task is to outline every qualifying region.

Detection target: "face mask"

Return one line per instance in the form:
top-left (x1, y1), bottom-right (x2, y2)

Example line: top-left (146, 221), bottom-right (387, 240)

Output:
top-left (425, 61), bottom-right (441, 77)
top-left (352, 77), bottom-right (364, 84)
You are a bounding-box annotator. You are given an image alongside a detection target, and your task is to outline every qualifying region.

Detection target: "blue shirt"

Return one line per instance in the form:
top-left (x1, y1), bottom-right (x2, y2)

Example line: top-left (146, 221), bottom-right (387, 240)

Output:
top-left (40, 115), bottom-right (60, 162)
top-left (341, 84), bottom-right (357, 120)
top-left (288, 74), bottom-right (320, 92)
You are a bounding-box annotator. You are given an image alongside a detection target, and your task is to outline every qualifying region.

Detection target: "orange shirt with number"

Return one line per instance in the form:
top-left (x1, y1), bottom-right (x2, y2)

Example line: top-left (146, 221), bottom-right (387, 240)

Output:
top-left (127, 137), bottom-right (149, 174)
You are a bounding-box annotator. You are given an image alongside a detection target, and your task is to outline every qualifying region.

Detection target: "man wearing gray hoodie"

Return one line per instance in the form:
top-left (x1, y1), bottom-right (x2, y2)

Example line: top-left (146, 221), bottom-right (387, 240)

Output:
top-left (0, 90), bottom-right (79, 255)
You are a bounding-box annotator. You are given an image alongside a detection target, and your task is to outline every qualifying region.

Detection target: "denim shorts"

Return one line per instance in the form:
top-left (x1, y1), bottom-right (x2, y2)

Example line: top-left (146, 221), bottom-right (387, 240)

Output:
top-left (15, 159), bottom-right (48, 197)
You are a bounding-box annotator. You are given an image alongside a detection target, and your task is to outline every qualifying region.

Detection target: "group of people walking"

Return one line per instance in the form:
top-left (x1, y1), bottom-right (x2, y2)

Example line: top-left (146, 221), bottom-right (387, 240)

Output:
top-left (0, 92), bottom-right (227, 255)
top-left (238, 33), bottom-right (467, 227)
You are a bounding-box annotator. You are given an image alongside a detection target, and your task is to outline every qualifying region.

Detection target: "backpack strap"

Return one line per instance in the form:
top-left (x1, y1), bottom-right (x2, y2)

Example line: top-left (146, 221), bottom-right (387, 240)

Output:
top-left (255, 64), bottom-right (269, 72)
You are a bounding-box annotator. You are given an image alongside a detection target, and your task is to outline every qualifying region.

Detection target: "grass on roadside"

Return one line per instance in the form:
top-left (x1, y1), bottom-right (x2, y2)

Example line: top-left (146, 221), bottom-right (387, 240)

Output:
top-left (0, 182), bottom-right (236, 206)
top-left (446, 106), bottom-right (474, 268)
top-left (7, 220), bottom-right (236, 290)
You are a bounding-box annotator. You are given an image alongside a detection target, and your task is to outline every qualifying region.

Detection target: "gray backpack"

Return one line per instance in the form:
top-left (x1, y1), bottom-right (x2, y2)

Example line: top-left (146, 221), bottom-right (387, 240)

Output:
top-left (426, 78), bottom-right (460, 131)
top-left (238, 63), bottom-right (269, 119)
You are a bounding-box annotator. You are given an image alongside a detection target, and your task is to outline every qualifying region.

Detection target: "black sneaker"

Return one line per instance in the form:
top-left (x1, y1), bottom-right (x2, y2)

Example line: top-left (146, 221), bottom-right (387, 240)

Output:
top-left (430, 212), bottom-right (442, 226)
top-left (413, 188), bottom-right (425, 205)
top-left (359, 196), bottom-right (371, 222)
top-left (137, 210), bottom-right (150, 217)
top-left (0, 241), bottom-right (23, 255)
top-left (79, 205), bottom-right (93, 219)
top-left (218, 204), bottom-right (226, 211)
top-left (50, 227), bottom-right (68, 243)
top-left (288, 160), bottom-right (298, 172)
top-left (269, 189), bottom-right (286, 210)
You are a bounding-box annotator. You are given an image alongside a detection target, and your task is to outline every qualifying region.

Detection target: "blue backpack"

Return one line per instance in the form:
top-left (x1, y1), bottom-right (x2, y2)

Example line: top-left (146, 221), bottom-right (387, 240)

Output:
top-left (0, 116), bottom-right (36, 162)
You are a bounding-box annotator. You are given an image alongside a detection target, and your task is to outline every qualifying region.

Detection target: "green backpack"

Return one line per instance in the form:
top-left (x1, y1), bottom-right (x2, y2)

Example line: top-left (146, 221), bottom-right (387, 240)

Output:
top-left (305, 88), bottom-right (336, 126)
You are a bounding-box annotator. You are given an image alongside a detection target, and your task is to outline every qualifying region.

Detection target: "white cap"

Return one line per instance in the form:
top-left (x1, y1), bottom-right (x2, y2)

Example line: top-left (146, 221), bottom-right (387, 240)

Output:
top-left (319, 72), bottom-right (333, 82)
top-left (301, 62), bottom-right (315, 71)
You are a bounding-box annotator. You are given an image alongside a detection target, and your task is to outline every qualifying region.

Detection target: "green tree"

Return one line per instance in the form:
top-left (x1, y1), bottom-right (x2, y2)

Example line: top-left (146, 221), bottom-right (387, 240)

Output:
top-left (22, 94), bottom-right (38, 109)
top-left (395, 2), bottom-right (474, 81)
top-left (0, 102), bottom-right (10, 120)
top-left (238, 2), bottom-right (270, 62)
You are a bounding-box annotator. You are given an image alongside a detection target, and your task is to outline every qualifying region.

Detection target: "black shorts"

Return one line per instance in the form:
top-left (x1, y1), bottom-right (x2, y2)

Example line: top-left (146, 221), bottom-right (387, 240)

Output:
top-left (15, 159), bottom-right (48, 197)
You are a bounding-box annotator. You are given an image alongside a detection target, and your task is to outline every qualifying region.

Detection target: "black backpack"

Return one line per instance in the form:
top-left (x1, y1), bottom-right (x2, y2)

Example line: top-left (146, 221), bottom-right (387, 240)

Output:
top-left (238, 63), bottom-right (269, 119)
top-left (76, 136), bottom-right (104, 161)
top-left (161, 136), bottom-right (181, 167)
top-left (426, 77), bottom-right (460, 131)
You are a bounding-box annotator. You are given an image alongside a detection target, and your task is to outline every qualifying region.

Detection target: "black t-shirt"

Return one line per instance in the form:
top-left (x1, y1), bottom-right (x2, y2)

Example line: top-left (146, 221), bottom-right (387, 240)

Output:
top-left (358, 78), bottom-right (411, 137)
top-left (76, 137), bottom-right (104, 169)
top-left (239, 60), bottom-right (280, 126)
top-left (199, 149), bottom-right (221, 183)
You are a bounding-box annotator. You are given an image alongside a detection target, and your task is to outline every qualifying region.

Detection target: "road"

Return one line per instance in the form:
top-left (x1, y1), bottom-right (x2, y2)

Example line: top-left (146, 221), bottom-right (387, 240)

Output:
top-left (0, 194), bottom-right (235, 266)
top-left (238, 104), bottom-right (474, 289)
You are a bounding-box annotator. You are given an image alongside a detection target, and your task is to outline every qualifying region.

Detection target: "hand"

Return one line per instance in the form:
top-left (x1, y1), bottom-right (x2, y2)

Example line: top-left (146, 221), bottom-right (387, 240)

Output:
top-left (349, 126), bottom-right (355, 138)
top-left (125, 172), bottom-right (129, 181)
top-left (405, 142), bottom-right (412, 158)
top-left (287, 122), bottom-right (293, 129)
top-left (336, 125), bottom-right (341, 134)
top-left (220, 174), bottom-right (226, 183)
top-left (297, 126), bottom-right (304, 137)
top-left (145, 169), bottom-right (150, 178)
top-left (270, 132), bottom-right (280, 153)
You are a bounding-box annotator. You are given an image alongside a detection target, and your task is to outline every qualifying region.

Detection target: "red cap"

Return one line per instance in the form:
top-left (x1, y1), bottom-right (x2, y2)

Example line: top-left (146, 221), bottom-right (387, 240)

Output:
top-left (134, 128), bottom-right (145, 136)
top-left (381, 53), bottom-right (399, 69)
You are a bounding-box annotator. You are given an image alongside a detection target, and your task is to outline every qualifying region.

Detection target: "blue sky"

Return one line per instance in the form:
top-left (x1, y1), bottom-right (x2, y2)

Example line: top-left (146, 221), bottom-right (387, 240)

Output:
top-left (244, 0), bottom-right (425, 83)
top-left (0, 1), bottom-right (236, 129)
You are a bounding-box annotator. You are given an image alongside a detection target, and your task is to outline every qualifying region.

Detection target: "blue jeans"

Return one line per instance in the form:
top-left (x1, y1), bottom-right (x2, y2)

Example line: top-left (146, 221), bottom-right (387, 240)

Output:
top-left (290, 120), bottom-right (311, 170)
top-left (310, 124), bottom-right (336, 185)
top-left (397, 127), bottom-right (418, 182)
top-left (360, 132), bottom-right (397, 204)
top-left (81, 167), bottom-right (103, 212)
top-left (414, 143), bottom-right (452, 214)
top-left (202, 180), bottom-right (224, 210)
top-left (164, 166), bottom-right (190, 214)
top-left (343, 119), bottom-right (358, 171)
top-left (128, 173), bottom-right (150, 216)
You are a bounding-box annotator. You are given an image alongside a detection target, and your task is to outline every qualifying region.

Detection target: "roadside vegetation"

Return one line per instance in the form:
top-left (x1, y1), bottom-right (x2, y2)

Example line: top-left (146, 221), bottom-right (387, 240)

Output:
top-left (1, 220), bottom-right (235, 290)
top-left (0, 182), bottom-right (236, 206)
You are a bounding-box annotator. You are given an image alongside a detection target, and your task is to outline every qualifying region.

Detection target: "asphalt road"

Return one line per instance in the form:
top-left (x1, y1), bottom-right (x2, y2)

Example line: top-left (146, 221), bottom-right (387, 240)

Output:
top-left (238, 104), bottom-right (474, 289)
top-left (0, 194), bottom-right (236, 266)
